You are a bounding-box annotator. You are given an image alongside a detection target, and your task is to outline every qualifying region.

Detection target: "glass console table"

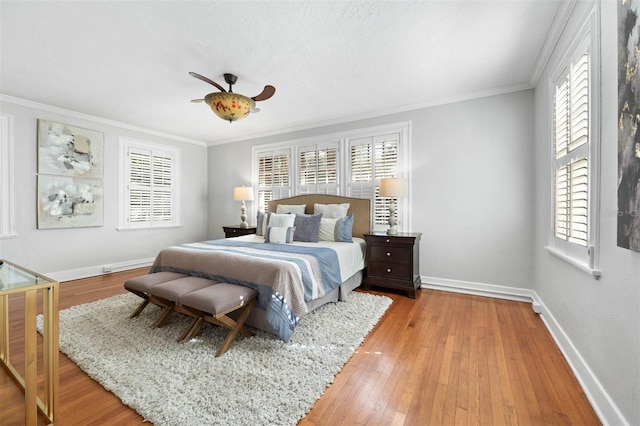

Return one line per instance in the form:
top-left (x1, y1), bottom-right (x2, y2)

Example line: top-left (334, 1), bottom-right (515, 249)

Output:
top-left (0, 259), bottom-right (59, 425)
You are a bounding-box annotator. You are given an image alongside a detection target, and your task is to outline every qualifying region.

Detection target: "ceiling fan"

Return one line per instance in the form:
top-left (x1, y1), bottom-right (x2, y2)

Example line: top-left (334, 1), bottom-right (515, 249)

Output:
top-left (190, 72), bottom-right (276, 123)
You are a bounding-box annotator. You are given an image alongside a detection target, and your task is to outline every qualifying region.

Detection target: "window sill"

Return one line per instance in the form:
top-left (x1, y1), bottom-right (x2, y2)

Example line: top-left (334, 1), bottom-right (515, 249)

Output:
top-left (117, 224), bottom-right (182, 231)
top-left (544, 246), bottom-right (601, 279)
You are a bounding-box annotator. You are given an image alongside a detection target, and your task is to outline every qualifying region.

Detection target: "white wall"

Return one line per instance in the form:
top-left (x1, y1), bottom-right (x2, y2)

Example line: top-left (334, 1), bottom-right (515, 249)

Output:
top-left (208, 90), bottom-right (535, 292)
top-left (0, 100), bottom-right (209, 280)
top-left (533, 1), bottom-right (640, 425)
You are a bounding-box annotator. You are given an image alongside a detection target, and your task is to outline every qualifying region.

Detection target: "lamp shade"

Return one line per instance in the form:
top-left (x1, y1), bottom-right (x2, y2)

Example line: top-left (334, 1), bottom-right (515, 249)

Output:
top-left (205, 92), bottom-right (255, 122)
top-left (379, 178), bottom-right (407, 197)
top-left (233, 186), bottom-right (254, 201)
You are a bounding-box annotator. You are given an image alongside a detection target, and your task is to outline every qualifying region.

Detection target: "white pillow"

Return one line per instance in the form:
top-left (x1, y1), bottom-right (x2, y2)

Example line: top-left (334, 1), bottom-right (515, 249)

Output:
top-left (276, 204), bottom-right (306, 214)
top-left (319, 218), bottom-right (338, 241)
top-left (264, 226), bottom-right (295, 244)
top-left (314, 203), bottom-right (350, 218)
top-left (268, 212), bottom-right (296, 228)
top-left (319, 213), bottom-right (354, 242)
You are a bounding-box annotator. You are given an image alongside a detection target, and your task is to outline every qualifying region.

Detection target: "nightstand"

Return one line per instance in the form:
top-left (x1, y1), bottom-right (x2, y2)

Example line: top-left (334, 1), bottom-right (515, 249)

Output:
top-left (223, 225), bottom-right (257, 238)
top-left (363, 232), bottom-right (421, 298)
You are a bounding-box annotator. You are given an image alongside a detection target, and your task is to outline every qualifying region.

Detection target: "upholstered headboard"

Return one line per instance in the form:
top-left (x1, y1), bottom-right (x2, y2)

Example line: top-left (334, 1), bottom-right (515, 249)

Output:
top-left (268, 194), bottom-right (371, 239)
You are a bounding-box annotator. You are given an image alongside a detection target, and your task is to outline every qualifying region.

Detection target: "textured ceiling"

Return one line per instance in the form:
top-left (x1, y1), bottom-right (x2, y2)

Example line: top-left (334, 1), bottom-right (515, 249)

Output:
top-left (0, 0), bottom-right (563, 145)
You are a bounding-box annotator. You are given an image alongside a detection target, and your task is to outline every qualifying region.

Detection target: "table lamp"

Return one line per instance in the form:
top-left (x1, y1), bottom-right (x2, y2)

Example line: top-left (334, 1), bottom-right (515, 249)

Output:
top-left (379, 178), bottom-right (407, 235)
top-left (233, 186), bottom-right (254, 228)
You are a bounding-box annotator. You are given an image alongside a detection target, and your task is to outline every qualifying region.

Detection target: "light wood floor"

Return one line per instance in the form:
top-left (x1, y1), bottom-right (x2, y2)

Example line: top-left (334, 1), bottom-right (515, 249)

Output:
top-left (0, 269), bottom-right (600, 426)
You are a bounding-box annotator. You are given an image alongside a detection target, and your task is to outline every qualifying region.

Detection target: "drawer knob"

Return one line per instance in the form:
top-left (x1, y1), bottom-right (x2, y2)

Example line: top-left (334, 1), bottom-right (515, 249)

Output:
top-left (386, 268), bottom-right (392, 273)
top-left (386, 252), bottom-right (391, 257)
top-left (386, 239), bottom-right (390, 243)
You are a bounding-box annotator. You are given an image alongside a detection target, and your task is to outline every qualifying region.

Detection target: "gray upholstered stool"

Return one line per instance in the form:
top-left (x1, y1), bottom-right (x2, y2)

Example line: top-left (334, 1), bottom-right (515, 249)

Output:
top-left (123, 272), bottom-right (188, 318)
top-left (178, 283), bottom-right (258, 357)
top-left (147, 276), bottom-right (218, 329)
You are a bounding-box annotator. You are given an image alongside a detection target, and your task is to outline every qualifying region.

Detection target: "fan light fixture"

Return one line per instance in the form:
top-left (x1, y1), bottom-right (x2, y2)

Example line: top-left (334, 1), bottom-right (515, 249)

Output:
top-left (190, 72), bottom-right (275, 123)
top-left (205, 92), bottom-right (255, 122)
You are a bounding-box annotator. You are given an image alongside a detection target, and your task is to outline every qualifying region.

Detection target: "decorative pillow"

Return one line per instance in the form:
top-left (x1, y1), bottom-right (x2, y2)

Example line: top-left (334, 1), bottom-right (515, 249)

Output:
top-left (276, 204), bottom-right (306, 214)
top-left (267, 212), bottom-right (296, 228)
top-left (314, 203), bottom-right (350, 219)
top-left (264, 226), bottom-right (295, 244)
top-left (318, 213), bottom-right (354, 242)
top-left (256, 211), bottom-right (267, 236)
top-left (293, 213), bottom-right (322, 242)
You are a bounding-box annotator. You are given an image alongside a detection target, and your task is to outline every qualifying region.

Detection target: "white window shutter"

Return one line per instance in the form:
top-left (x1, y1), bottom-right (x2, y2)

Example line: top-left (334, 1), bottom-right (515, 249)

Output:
top-left (553, 52), bottom-right (589, 248)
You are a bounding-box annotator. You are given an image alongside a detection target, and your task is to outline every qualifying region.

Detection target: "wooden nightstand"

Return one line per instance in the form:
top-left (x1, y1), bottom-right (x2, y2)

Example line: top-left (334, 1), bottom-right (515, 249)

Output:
top-left (223, 225), bottom-right (257, 238)
top-left (363, 232), bottom-right (422, 298)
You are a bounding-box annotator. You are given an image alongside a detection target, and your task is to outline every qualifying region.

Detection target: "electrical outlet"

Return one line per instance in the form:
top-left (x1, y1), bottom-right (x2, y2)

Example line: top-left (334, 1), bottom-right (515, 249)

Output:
top-left (102, 265), bottom-right (113, 273)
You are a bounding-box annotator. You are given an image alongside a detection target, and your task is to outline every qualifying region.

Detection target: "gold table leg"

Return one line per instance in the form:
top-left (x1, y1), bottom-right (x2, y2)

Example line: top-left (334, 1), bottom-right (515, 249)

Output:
top-left (42, 284), bottom-right (59, 422)
top-left (0, 294), bottom-right (8, 363)
top-left (24, 288), bottom-right (37, 426)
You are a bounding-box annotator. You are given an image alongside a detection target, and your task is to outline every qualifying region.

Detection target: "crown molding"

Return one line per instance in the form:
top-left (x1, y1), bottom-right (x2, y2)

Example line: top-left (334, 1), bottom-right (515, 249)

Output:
top-left (529, 0), bottom-right (579, 86)
top-left (0, 94), bottom-right (208, 147)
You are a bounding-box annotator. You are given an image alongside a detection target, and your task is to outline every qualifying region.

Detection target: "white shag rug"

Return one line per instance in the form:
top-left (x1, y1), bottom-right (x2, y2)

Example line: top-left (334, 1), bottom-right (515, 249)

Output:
top-left (44, 291), bottom-right (392, 426)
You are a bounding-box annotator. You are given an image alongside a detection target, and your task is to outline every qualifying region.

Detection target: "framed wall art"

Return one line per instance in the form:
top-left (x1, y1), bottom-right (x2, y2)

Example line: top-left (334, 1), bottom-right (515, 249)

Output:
top-left (618, 0), bottom-right (640, 252)
top-left (37, 119), bottom-right (104, 178)
top-left (36, 119), bottom-right (105, 229)
top-left (37, 174), bottom-right (104, 229)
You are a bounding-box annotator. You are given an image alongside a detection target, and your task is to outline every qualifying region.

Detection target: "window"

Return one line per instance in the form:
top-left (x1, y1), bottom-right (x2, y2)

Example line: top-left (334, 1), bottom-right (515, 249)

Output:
top-left (252, 122), bottom-right (409, 232)
top-left (256, 150), bottom-right (290, 213)
top-left (546, 9), bottom-right (600, 278)
top-left (553, 53), bottom-right (589, 246)
top-left (119, 139), bottom-right (180, 229)
top-left (349, 134), bottom-right (400, 226)
top-left (297, 143), bottom-right (339, 195)
top-left (0, 114), bottom-right (15, 239)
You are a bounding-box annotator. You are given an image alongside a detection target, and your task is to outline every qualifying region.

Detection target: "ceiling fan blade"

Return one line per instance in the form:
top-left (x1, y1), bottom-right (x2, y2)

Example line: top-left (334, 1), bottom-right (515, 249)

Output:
top-left (252, 85), bottom-right (276, 102)
top-left (190, 99), bottom-right (205, 103)
top-left (189, 72), bottom-right (226, 92)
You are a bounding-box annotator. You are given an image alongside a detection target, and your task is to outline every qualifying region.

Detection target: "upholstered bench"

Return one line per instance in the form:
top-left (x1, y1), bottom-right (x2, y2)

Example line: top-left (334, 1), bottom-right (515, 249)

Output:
top-left (123, 271), bottom-right (189, 318)
top-left (146, 276), bottom-right (218, 329)
top-left (178, 283), bottom-right (258, 357)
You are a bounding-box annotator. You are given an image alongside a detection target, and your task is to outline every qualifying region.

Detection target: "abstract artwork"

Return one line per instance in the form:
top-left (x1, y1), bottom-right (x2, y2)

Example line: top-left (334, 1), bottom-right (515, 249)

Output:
top-left (37, 119), bottom-right (104, 178)
top-left (36, 120), bottom-right (104, 229)
top-left (618, 0), bottom-right (640, 252)
top-left (37, 175), bottom-right (103, 229)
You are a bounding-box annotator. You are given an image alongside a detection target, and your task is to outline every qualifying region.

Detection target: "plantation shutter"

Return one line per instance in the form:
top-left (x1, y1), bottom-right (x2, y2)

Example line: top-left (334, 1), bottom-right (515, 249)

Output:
top-left (298, 143), bottom-right (339, 195)
top-left (257, 150), bottom-right (290, 212)
top-left (128, 147), bottom-right (174, 226)
top-left (553, 53), bottom-right (589, 247)
top-left (349, 134), bottom-right (399, 226)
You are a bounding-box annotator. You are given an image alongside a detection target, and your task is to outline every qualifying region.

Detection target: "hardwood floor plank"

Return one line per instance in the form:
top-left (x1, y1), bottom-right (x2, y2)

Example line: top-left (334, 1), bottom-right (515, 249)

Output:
top-left (0, 271), bottom-right (601, 426)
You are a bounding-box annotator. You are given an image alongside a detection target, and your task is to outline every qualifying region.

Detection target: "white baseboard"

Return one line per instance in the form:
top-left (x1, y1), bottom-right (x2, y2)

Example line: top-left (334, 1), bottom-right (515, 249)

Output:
top-left (45, 257), bottom-right (155, 283)
top-left (421, 275), bottom-right (628, 426)
top-left (421, 275), bottom-right (535, 303)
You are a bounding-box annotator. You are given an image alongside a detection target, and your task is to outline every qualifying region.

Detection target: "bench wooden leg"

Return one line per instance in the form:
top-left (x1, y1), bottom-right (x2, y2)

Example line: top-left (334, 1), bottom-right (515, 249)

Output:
top-left (179, 317), bottom-right (204, 343)
top-left (215, 299), bottom-right (256, 357)
top-left (151, 306), bottom-right (175, 328)
top-left (129, 300), bottom-right (149, 318)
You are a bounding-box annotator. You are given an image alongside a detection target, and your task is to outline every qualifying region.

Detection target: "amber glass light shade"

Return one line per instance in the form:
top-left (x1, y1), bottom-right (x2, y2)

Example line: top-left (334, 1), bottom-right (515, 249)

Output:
top-left (205, 92), bottom-right (255, 122)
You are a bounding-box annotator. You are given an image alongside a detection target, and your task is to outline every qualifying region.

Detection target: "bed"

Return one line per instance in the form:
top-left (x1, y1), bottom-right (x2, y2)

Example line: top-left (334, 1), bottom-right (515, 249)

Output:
top-left (148, 194), bottom-right (371, 342)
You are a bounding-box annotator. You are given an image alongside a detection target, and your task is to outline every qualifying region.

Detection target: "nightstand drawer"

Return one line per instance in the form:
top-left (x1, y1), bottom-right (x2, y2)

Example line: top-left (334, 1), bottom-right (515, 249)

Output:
top-left (370, 246), bottom-right (411, 263)
top-left (368, 261), bottom-right (412, 280)
top-left (223, 226), bottom-right (257, 238)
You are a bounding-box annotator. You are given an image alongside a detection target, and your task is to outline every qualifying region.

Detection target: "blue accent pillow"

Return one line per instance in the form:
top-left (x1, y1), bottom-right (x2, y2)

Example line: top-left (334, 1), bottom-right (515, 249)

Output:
top-left (334, 213), bottom-right (354, 242)
top-left (293, 213), bottom-right (323, 242)
top-left (256, 211), bottom-right (266, 236)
